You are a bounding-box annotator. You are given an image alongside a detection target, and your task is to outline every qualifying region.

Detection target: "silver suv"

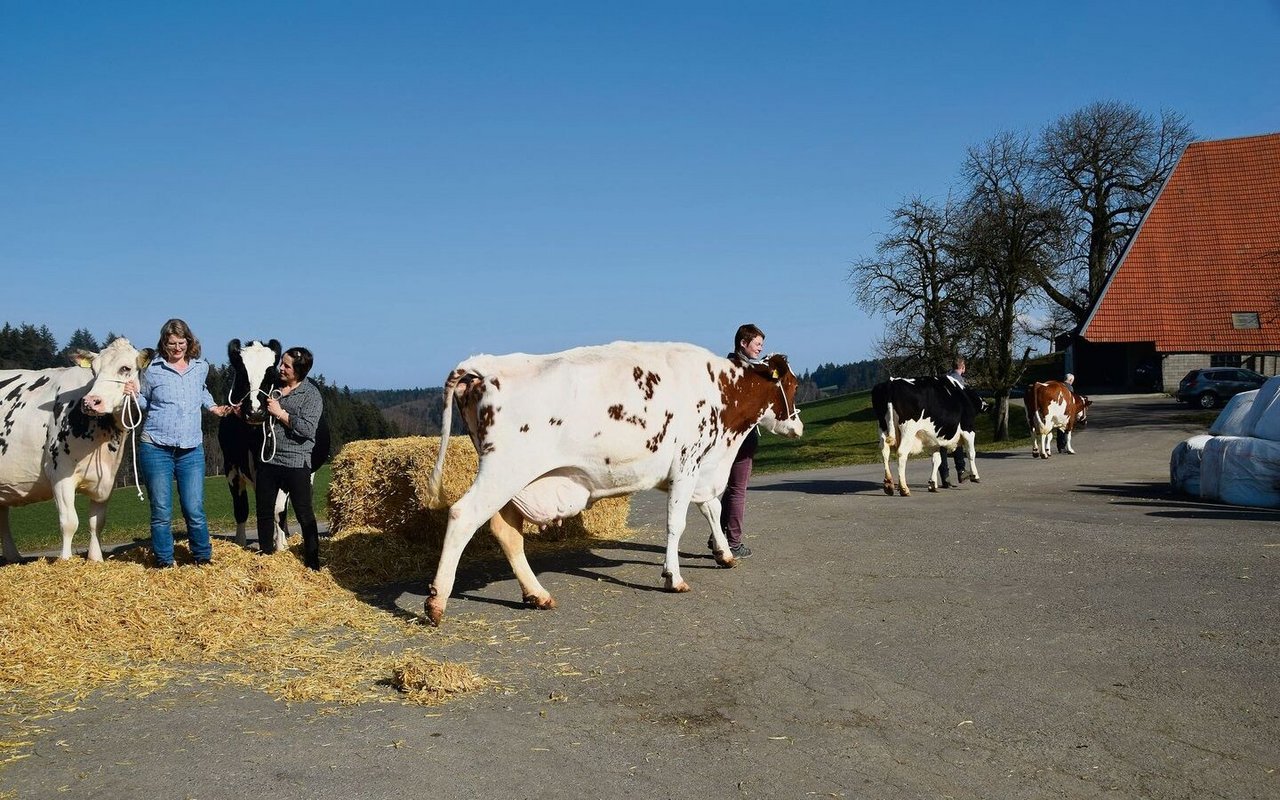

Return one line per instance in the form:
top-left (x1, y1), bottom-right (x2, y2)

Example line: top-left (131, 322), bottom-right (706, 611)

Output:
top-left (1175, 368), bottom-right (1267, 409)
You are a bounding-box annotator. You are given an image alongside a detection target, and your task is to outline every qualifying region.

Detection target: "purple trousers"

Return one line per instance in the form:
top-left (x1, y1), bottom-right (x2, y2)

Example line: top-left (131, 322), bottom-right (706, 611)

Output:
top-left (720, 427), bottom-right (759, 547)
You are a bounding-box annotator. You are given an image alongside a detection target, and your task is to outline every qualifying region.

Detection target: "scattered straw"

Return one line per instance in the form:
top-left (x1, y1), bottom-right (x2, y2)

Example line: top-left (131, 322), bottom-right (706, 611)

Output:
top-left (0, 540), bottom-right (496, 766)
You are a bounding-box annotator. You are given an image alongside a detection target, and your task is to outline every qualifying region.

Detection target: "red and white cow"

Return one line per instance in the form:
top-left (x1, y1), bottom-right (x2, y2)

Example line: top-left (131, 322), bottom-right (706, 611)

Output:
top-left (0, 339), bottom-right (149, 562)
top-left (421, 342), bottom-right (804, 625)
top-left (872, 376), bottom-right (987, 496)
top-left (1024, 381), bottom-right (1091, 458)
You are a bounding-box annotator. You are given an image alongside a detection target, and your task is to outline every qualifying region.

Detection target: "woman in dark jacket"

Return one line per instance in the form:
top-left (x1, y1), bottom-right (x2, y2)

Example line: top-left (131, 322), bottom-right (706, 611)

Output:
top-left (256, 346), bottom-right (325, 569)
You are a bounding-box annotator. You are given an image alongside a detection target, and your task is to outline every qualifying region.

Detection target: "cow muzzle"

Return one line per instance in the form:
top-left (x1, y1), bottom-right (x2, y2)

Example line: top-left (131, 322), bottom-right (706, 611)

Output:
top-left (80, 395), bottom-right (109, 416)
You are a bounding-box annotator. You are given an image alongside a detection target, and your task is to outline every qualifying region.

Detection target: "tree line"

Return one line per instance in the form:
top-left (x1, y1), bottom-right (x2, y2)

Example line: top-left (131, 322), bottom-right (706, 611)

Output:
top-left (848, 100), bottom-right (1194, 438)
top-left (0, 323), bottom-right (398, 482)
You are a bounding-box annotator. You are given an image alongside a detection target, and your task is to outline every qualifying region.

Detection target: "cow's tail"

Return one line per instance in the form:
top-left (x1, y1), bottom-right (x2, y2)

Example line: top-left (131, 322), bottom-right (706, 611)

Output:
top-left (425, 366), bottom-right (468, 510)
top-left (882, 401), bottom-right (898, 448)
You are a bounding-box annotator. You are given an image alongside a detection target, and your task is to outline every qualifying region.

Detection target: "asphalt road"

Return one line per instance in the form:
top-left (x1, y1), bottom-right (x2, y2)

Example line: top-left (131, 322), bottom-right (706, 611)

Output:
top-left (3, 395), bottom-right (1277, 799)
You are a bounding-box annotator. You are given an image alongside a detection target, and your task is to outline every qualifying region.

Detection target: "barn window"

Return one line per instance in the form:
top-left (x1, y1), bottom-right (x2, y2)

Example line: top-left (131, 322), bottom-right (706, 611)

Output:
top-left (1210, 354), bottom-right (1242, 368)
top-left (1231, 312), bottom-right (1261, 329)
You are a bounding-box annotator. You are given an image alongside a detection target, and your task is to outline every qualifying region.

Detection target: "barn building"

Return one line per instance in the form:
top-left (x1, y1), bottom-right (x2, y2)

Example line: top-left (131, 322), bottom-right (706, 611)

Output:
top-left (1068, 131), bottom-right (1280, 393)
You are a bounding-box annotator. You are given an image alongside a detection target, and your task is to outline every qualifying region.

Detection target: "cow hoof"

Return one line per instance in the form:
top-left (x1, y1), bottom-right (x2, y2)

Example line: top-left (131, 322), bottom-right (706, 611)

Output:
top-left (523, 593), bottom-right (557, 611)
top-left (714, 553), bottom-right (737, 568)
top-left (882, 482), bottom-right (894, 496)
top-left (662, 573), bottom-right (691, 592)
top-left (928, 481), bottom-right (938, 493)
top-left (969, 476), bottom-right (981, 484)
top-left (899, 487), bottom-right (910, 497)
top-left (424, 602), bottom-right (445, 627)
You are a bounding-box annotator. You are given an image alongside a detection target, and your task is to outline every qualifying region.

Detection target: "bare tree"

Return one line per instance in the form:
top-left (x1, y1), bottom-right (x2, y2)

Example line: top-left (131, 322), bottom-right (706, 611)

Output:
top-left (848, 197), bottom-right (972, 376)
top-left (1037, 101), bottom-right (1195, 323)
top-left (958, 132), bottom-right (1068, 439)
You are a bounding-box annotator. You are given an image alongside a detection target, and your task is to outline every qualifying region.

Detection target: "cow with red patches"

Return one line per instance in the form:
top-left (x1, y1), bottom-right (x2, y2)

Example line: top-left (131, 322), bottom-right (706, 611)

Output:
top-left (1024, 381), bottom-right (1091, 458)
top-left (421, 341), bottom-right (804, 626)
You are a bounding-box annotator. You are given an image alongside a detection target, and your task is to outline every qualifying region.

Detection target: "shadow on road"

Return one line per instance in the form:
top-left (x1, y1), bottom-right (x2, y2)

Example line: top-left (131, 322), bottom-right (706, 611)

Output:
top-left (753, 477), bottom-right (881, 495)
top-left (1073, 481), bottom-right (1280, 522)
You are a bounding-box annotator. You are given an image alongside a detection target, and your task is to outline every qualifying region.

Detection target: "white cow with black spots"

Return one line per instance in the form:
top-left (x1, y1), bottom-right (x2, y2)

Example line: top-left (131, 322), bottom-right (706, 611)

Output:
top-left (0, 339), bottom-right (149, 562)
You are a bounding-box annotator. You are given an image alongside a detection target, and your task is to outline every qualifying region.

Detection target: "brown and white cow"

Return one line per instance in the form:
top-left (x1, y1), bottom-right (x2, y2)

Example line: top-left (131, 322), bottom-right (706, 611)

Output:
top-left (1024, 381), bottom-right (1092, 458)
top-left (0, 339), bottom-right (149, 562)
top-left (421, 341), bottom-right (804, 625)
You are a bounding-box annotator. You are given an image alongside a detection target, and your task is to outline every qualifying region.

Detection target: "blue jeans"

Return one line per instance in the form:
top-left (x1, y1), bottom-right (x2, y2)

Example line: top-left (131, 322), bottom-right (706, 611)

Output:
top-left (139, 441), bottom-right (213, 565)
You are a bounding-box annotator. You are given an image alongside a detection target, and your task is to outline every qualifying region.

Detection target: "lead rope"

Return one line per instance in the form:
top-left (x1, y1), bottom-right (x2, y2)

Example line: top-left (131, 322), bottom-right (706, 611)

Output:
top-left (260, 387), bottom-right (281, 463)
top-left (120, 391), bottom-right (146, 500)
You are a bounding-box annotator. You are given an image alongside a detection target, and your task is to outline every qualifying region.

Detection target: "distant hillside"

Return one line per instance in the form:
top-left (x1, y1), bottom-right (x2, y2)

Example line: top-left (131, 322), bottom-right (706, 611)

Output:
top-left (353, 388), bottom-right (449, 436)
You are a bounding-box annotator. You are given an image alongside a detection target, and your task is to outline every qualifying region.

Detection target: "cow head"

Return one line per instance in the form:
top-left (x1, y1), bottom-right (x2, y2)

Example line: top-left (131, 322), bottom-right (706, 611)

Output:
top-left (1074, 394), bottom-right (1092, 425)
top-left (965, 387), bottom-right (990, 414)
top-left (753, 354), bottom-right (804, 438)
top-left (75, 338), bottom-right (147, 417)
top-left (227, 338), bottom-right (282, 425)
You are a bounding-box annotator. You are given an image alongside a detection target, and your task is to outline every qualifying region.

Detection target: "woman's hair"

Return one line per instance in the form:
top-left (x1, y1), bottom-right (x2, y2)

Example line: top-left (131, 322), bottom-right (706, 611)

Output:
top-left (285, 346), bottom-right (314, 380)
top-left (734, 323), bottom-right (765, 350)
top-left (156, 318), bottom-right (201, 359)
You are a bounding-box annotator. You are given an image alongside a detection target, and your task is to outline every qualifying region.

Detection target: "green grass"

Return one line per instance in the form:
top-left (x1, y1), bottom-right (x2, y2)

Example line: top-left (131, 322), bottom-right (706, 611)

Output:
top-left (755, 390), bottom-right (1032, 473)
top-left (6, 466), bottom-right (332, 556)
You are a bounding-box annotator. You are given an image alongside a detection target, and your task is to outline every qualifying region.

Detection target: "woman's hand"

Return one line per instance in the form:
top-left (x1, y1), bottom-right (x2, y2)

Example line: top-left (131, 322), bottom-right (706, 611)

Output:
top-left (266, 397), bottom-right (288, 425)
top-left (210, 404), bottom-right (231, 418)
top-left (123, 379), bottom-right (139, 397)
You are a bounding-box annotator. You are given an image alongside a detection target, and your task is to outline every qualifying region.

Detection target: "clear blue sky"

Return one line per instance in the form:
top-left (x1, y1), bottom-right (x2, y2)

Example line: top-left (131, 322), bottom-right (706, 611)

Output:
top-left (4, 1), bottom-right (1279, 389)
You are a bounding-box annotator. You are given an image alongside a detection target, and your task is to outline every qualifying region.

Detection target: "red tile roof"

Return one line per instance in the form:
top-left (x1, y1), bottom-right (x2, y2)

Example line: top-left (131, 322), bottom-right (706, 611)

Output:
top-left (1080, 131), bottom-right (1280, 351)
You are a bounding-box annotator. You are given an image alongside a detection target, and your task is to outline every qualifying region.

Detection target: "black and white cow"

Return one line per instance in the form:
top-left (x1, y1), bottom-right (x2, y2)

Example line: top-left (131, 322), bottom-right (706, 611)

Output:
top-left (872, 376), bottom-right (988, 496)
top-left (421, 341), bottom-right (805, 626)
top-left (217, 339), bottom-right (329, 550)
top-left (1, 339), bottom-right (149, 562)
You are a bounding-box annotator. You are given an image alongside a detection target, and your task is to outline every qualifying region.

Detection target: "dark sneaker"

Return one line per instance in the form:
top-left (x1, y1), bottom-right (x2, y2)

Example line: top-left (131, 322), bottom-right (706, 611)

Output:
top-left (941, 479), bottom-right (954, 489)
top-left (729, 543), bottom-right (752, 559)
top-left (194, 559), bottom-right (212, 567)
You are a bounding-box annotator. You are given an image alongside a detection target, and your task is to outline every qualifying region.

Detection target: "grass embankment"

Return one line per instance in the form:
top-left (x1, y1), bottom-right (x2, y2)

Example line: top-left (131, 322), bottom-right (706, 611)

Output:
top-left (7, 468), bottom-right (332, 556)
top-left (8, 392), bottom-right (1030, 554)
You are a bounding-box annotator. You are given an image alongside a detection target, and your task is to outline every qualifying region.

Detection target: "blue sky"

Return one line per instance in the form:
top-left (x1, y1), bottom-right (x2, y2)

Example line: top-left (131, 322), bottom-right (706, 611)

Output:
top-left (4, 1), bottom-right (1279, 389)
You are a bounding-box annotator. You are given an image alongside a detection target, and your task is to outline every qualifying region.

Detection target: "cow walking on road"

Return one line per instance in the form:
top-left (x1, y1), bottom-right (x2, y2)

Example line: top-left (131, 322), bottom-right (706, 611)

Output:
top-left (1024, 381), bottom-right (1091, 458)
top-left (873, 376), bottom-right (987, 496)
top-left (421, 342), bottom-right (804, 626)
top-left (0, 339), bottom-right (148, 563)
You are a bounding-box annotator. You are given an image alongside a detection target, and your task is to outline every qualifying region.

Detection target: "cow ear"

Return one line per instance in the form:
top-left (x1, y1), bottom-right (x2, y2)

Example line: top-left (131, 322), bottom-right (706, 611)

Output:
top-left (268, 339), bottom-right (282, 356)
top-left (137, 349), bottom-right (155, 369)
top-left (68, 349), bottom-right (95, 369)
top-left (228, 339), bottom-right (242, 358)
top-left (748, 362), bottom-right (781, 382)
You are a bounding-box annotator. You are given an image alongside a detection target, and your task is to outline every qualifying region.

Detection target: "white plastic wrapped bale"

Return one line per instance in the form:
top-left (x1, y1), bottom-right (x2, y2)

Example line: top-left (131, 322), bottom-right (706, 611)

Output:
top-left (1198, 435), bottom-right (1280, 508)
top-left (1169, 434), bottom-right (1214, 496)
top-left (1208, 390), bottom-right (1258, 436)
top-left (1243, 376), bottom-right (1280, 441)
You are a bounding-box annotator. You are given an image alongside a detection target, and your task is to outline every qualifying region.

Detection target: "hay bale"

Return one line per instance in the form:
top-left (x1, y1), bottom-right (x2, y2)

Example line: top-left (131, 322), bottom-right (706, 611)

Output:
top-left (327, 436), bottom-right (635, 547)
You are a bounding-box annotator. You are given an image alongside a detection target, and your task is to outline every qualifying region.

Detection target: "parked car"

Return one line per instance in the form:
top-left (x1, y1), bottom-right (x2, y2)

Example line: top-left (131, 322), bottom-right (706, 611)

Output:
top-left (1175, 368), bottom-right (1267, 409)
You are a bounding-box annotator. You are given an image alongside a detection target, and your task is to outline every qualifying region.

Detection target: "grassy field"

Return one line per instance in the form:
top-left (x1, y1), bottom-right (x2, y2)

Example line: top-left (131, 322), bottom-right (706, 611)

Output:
top-left (7, 468), bottom-right (333, 556)
top-left (7, 392), bottom-right (1030, 555)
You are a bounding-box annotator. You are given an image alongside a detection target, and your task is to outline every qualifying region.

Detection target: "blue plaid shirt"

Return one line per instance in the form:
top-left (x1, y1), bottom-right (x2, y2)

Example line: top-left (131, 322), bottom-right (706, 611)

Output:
top-left (137, 358), bottom-right (217, 448)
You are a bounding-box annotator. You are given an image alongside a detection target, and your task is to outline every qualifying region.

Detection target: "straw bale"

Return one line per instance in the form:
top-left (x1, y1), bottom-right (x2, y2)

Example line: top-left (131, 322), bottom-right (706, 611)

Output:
top-left (327, 436), bottom-right (635, 546)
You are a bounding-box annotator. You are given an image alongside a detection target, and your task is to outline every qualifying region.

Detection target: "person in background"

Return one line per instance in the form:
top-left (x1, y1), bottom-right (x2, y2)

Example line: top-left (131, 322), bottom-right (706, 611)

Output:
top-left (125, 318), bottom-right (232, 568)
top-left (1056, 373), bottom-right (1076, 454)
top-left (711, 323), bottom-right (767, 559)
top-left (255, 346), bottom-right (325, 570)
top-left (939, 356), bottom-right (969, 489)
